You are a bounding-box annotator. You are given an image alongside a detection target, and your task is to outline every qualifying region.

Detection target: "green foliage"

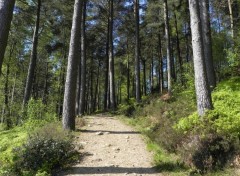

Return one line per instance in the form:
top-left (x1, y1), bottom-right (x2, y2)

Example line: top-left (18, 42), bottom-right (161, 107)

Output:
top-left (122, 77), bottom-right (239, 174)
top-left (175, 77), bottom-right (240, 172)
top-left (176, 77), bottom-right (240, 137)
top-left (147, 141), bottom-right (187, 173)
top-left (12, 123), bottom-right (78, 175)
top-left (26, 98), bottom-right (57, 121)
top-left (0, 126), bottom-right (28, 175)
top-left (21, 98), bottom-right (58, 133)
top-left (182, 62), bottom-right (195, 94)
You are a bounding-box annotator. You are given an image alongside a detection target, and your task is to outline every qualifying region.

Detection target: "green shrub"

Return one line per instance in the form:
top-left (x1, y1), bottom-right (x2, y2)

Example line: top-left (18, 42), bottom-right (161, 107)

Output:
top-left (178, 134), bottom-right (238, 174)
top-left (175, 77), bottom-right (240, 173)
top-left (12, 123), bottom-right (79, 175)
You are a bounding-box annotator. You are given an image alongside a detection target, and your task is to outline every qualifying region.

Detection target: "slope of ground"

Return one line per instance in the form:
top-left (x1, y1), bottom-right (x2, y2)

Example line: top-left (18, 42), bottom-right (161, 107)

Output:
top-left (58, 115), bottom-right (161, 176)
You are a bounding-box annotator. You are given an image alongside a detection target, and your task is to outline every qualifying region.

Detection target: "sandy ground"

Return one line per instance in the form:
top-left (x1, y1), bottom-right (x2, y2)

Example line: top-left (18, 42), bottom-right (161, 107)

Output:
top-left (58, 115), bottom-right (162, 176)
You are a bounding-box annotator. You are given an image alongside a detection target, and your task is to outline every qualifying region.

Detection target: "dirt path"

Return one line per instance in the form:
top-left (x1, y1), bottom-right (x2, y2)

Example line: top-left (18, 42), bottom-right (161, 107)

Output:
top-left (58, 115), bottom-right (161, 176)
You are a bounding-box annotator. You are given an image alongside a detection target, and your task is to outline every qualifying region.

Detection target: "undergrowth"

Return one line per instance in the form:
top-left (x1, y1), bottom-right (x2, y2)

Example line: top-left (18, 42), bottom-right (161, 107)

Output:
top-left (119, 77), bottom-right (240, 175)
top-left (0, 99), bottom-right (79, 176)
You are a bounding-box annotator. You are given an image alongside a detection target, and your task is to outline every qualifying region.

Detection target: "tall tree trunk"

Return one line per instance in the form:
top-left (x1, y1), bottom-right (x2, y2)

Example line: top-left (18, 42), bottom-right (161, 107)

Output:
top-left (134, 0), bottom-right (141, 102)
top-left (76, 49), bottom-right (81, 115)
top-left (163, 0), bottom-right (172, 94)
top-left (79, 0), bottom-right (87, 115)
top-left (170, 39), bottom-right (176, 81)
top-left (57, 49), bottom-right (67, 118)
top-left (4, 44), bottom-right (14, 128)
top-left (158, 32), bottom-right (164, 93)
top-left (104, 16), bottom-right (110, 111)
top-left (42, 61), bottom-right (49, 104)
top-left (199, 0), bottom-right (216, 90)
top-left (94, 61), bottom-right (100, 112)
top-left (228, 0), bottom-right (234, 38)
top-left (108, 0), bottom-right (116, 110)
top-left (62, 0), bottom-right (83, 130)
top-left (188, 0), bottom-right (213, 116)
top-left (173, 11), bottom-right (183, 84)
top-left (142, 59), bottom-right (147, 96)
top-left (89, 56), bottom-right (94, 113)
top-left (185, 0), bottom-right (191, 62)
top-left (127, 40), bottom-right (131, 100)
top-left (0, 0), bottom-right (15, 75)
top-left (151, 48), bottom-right (154, 92)
top-left (23, 0), bottom-right (41, 106)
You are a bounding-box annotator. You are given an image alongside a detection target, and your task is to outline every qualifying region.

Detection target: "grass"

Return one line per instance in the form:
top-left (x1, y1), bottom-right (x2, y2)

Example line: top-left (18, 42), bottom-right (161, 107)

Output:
top-left (121, 116), bottom-right (191, 176)
top-left (0, 125), bottom-right (28, 175)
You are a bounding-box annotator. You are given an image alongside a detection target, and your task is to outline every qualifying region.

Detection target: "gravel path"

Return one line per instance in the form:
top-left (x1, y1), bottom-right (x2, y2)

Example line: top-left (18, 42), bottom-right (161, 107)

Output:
top-left (58, 115), bottom-right (161, 176)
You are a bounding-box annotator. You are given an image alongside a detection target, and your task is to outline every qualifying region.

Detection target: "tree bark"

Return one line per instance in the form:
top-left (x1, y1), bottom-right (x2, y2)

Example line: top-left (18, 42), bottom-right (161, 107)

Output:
top-left (134, 0), bottom-right (141, 102)
top-left (199, 0), bottom-right (216, 90)
top-left (108, 0), bottom-right (116, 110)
top-left (158, 32), bottom-right (164, 93)
top-left (163, 0), bottom-right (172, 94)
top-left (228, 0), bottom-right (234, 38)
top-left (94, 61), bottom-right (100, 112)
top-left (23, 0), bottom-right (41, 106)
top-left (173, 10), bottom-right (183, 84)
top-left (42, 61), bottom-right (49, 104)
top-left (4, 44), bottom-right (14, 128)
top-left (79, 0), bottom-right (87, 115)
top-left (188, 0), bottom-right (213, 116)
top-left (127, 40), bottom-right (131, 100)
top-left (142, 58), bottom-right (147, 96)
top-left (104, 14), bottom-right (110, 111)
top-left (0, 0), bottom-right (15, 75)
top-left (62, 0), bottom-right (83, 130)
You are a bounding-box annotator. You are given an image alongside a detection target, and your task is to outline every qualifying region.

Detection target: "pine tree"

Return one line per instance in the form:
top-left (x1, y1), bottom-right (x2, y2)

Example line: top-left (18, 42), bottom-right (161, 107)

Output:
top-left (188, 0), bottom-right (213, 116)
top-left (62, 0), bottom-right (83, 130)
top-left (0, 0), bottom-right (15, 75)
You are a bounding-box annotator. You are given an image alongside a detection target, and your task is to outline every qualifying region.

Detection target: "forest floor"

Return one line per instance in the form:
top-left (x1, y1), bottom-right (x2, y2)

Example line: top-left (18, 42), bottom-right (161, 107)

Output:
top-left (58, 114), bottom-right (162, 176)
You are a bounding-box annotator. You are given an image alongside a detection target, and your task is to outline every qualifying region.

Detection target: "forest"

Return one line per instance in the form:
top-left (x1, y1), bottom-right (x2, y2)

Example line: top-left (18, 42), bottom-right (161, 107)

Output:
top-left (0, 0), bottom-right (240, 175)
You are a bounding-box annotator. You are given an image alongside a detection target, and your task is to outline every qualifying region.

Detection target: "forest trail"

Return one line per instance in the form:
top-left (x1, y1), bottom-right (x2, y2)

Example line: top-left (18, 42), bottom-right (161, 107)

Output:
top-left (58, 115), bottom-right (162, 176)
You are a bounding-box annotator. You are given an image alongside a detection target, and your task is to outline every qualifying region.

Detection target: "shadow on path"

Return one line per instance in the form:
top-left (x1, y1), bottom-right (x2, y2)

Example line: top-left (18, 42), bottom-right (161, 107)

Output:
top-left (60, 166), bottom-right (158, 175)
top-left (77, 129), bottom-right (140, 135)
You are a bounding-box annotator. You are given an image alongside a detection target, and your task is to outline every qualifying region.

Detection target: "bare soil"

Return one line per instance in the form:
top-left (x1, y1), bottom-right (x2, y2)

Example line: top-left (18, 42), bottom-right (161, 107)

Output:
top-left (58, 115), bottom-right (162, 176)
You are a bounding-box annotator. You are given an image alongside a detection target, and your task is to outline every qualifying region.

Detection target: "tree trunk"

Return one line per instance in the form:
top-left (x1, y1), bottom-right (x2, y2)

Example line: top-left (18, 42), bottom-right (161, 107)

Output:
top-left (228, 0), bottom-right (234, 38)
top-left (0, 0), bottom-right (15, 75)
top-left (142, 59), bottom-right (147, 96)
top-left (94, 61), bottom-right (100, 112)
top-left (170, 39), bottom-right (176, 81)
top-left (62, 0), bottom-right (83, 130)
top-left (4, 44), bottom-right (14, 128)
top-left (104, 14), bottom-right (110, 111)
top-left (23, 0), bottom-right (41, 106)
top-left (188, 0), bottom-right (213, 116)
top-left (158, 32), bottom-right (164, 94)
top-left (108, 0), bottom-right (116, 110)
top-left (42, 61), bottom-right (49, 104)
top-left (134, 0), bottom-right (141, 102)
top-left (163, 0), bottom-right (172, 94)
top-left (173, 11), bottom-right (183, 84)
top-left (79, 0), bottom-right (87, 115)
top-left (127, 40), bottom-right (130, 100)
top-left (199, 0), bottom-right (216, 90)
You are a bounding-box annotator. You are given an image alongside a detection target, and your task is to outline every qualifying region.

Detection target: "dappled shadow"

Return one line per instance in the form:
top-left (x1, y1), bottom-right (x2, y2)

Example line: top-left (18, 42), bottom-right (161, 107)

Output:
top-left (76, 129), bottom-right (140, 134)
top-left (155, 162), bottom-right (188, 172)
top-left (58, 166), bottom-right (159, 175)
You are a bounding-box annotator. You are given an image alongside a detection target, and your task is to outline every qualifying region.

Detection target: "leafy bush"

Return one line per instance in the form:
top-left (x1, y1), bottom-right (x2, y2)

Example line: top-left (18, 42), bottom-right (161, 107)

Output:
top-left (175, 77), bottom-right (240, 172)
top-left (26, 98), bottom-right (57, 121)
top-left (178, 134), bottom-right (238, 174)
top-left (12, 123), bottom-right (79, 175)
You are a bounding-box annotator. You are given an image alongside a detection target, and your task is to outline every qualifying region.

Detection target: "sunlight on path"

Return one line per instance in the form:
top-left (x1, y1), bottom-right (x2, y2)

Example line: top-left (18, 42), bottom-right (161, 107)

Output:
top-left (58, 115), bottom-right (162, 176)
